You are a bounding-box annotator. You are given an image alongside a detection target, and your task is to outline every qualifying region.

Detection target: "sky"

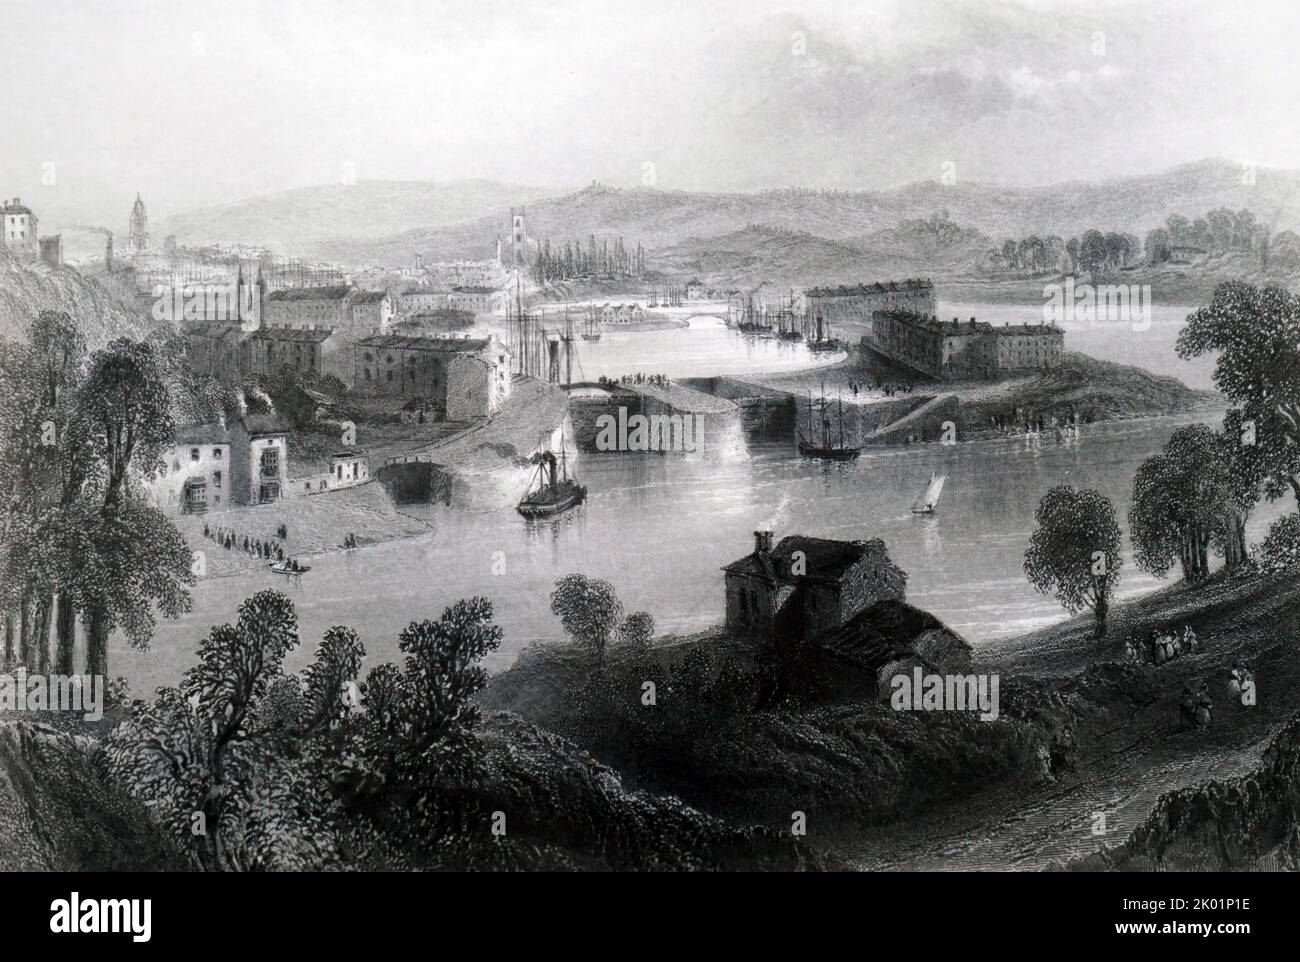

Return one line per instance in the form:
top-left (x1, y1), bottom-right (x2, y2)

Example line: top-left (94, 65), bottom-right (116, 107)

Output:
top-left (2, 0), bottom-right (1298, 228)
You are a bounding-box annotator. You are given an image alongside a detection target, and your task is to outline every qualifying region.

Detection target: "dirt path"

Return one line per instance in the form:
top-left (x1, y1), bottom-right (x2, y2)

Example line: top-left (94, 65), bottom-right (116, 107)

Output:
top-left (830, 573), bottom-right (1300, 870)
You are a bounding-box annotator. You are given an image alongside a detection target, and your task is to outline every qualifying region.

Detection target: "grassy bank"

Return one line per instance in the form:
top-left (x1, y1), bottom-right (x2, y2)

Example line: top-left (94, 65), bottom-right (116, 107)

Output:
top-left (176, 481), bottom-right (434, 578)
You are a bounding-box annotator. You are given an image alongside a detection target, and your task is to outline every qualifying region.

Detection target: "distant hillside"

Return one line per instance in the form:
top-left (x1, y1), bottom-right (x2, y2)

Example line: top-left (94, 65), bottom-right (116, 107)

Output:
top-left (315, 159), bottom-right (1300, 268)
top-left (155, 179), bottom-right (560, 255)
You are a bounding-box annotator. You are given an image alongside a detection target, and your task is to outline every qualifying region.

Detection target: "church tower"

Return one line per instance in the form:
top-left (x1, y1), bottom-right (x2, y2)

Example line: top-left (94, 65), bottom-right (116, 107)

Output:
top-left (128, 193), bottom-right (148, 254)
top-left (510, 207), bottom-right (526, 268)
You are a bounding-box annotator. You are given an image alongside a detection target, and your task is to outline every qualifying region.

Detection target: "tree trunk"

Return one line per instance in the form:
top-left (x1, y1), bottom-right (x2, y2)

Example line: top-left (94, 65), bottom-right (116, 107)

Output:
top-left (1224, 513), bottom-right (1248, 571)
top-left (2, 611), bottom-right (13, 669)
top-left (1093, 591), bottom-right (1109, 641)
top-left (55, 594), bottom-right (76, 676)
top-left (18, 593), bottom-right (32, 667)
top-left (34, 594), bottom-right (52, 674)
top-left (86, 604), bottom-right (109, 680)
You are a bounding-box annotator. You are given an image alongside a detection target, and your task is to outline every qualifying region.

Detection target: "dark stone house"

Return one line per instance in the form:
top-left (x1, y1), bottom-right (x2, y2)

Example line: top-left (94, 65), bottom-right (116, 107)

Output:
top-left (722, 531), bottom-right (908, 644)
top-left (814, 599), bottom-right (973, 700)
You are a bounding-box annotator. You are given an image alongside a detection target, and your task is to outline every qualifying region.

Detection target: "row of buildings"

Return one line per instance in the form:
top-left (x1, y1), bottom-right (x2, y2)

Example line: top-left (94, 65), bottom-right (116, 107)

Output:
top-left (866, 311), bottom-right (1064, 381)
top-left (803, 279), bottom-right (937, 330)
top-left (145, 414), bottom-right (372, 517)
top-left (592, 302), bottom-right (647, 325)
top-left (803, 278), bottom-right (1062, 380)
top-left (396, 285), bottom-right (509, 316)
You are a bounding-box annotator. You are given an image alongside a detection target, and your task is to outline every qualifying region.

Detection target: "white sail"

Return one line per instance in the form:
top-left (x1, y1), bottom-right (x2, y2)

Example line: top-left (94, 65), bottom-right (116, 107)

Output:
top-left (912, 473), bottom-right (946, 512)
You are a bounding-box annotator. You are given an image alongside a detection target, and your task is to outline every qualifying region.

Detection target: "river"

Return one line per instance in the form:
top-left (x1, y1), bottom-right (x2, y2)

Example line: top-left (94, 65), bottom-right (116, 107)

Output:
top-left (110, 301), bottom-right (1267, 695)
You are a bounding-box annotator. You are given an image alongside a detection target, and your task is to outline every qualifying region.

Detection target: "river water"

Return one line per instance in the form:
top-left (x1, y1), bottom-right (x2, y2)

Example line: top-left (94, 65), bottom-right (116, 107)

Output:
top-left (113, 303), bottom-right (1266, 695)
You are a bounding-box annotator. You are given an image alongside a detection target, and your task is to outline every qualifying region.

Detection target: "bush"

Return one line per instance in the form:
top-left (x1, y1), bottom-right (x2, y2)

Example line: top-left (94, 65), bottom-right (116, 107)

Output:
top-left (1258, 513), bottom-right (1300, 574)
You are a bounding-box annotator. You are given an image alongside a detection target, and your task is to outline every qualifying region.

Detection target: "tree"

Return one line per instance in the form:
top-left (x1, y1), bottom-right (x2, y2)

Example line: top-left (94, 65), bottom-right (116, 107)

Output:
top-left (0, 312), bottom-right (96, 673)
top-left (389, 597), bottom-right (502, 772)
top-left (1144, 227), bottom-right (1171, 265)
top-left (617, 611), bottom-right (655, 648)
top-left (104, 591), bottom-right (505, 871)
top-left (78, 338), bottom-right (174, 508)
top-left (550, 573), bottom-right (624, 665)
top-left (1258, 514), bottom-right (1300, 574)
top-left (1079, 230), bottom-right (1108, 276)
top-left (102, 590), bottom-right (340, 870)
top-left (75, 338), bottom-right (187, 677)
top-left (1129, 425), bottom-right (1239, 583)
top-left (1065, 236), bottom-right (1081, 274)
top-left (1024, 486), bottom-right (1123, 639)
top-left (1177, 282), bottom-right (1300, 506)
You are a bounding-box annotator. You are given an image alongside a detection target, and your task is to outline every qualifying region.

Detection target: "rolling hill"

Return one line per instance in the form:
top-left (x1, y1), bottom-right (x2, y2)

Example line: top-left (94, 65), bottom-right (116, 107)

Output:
top-left (296, 158), bottom-right (1300, 268)
top-left (154, 179), bottom-right (560, 254)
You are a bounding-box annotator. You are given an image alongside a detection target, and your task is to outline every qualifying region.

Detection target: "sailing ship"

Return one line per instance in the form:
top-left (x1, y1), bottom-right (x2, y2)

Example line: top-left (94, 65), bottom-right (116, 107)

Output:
top-left (517, 435), bottom-right (587, 518)
top-left (807, 313), bottom-right (840, 352)
top-left (736, 295), bottom-right (773, 334)
top-left (775, 289), bottom-right (803, 340)
top-left (797, 383), bottom-right (859, 461)
top-left (910, 472), bottom-right (947, 515)
top-left (582, 305), bottom-right (602, 341)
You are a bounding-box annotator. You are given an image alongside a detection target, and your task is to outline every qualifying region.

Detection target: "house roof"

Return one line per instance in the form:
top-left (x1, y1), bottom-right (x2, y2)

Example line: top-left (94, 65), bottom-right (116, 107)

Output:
top-left (451, 285), bottom-right (499, 294)
top-left (723, 535), bottom-right (893, 583)
top-left (998, 323), bottom-right (1063, 335)
top-left (356, 333), bottom-right (496, 354)
top-left (806, 278), bottom-right (934, 298)
top-left (266, 285), bottom-right (353, 302)
top-left (251, 326), bottom-right (334, 343)
top-left (351, 290), bottom-right (388, 304)
top-left (815, 600), bottom-right (948, 671)
top-left (238, 413), bottom-right (289, 436)
top-left (173, 422), bottom-right (229, 445)
top-left (878, 310), bottom-right (1061, 338)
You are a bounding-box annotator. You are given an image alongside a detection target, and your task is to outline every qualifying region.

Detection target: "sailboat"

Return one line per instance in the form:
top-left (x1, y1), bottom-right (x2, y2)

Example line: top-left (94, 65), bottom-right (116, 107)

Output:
top-left (517, 432), bottom-right (587, 519)
top-left (808, 313), bottom-right (840, 353)
top-left (582, 304), bottom-right (601, 341)
top-left (910, 472), bottom-right (947, 515)
top-left (798, 383), bottom-right (859, 461)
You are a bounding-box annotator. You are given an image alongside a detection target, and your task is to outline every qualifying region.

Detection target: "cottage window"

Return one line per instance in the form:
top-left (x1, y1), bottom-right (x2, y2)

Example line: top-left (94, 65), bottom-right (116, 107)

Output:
top-left (214, 447), bottom-right (222, 459)
top-left (213, 471), bottom-right (222, 488)
top-left (191, 447), bottom-right (200, 462)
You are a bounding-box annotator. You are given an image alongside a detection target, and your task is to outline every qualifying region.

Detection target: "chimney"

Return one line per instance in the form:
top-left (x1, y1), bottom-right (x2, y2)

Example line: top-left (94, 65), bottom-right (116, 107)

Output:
top-left (753, 530), bottom-right (773, 555)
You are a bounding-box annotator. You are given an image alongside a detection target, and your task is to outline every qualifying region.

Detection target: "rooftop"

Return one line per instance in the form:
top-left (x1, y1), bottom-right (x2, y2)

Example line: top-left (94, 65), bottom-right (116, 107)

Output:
top-left (266, 285), bottom-right (353, 302)
top-left (724, 535), bottom-right (895, 583)
top-left (876, 310), bottom-right (1062, 338)
top-left (238, 413), bottom-right (290, 436)
top-left (173, 422), bottom-right (229, 445)
top-left (251, 326), bottom-right (334, 343)
top-left (356, 333), bottom-right (497, 354)
top-left (806, 278), bottom-right (934, 298)
top-left (816, 600), bottom-right (954, 671)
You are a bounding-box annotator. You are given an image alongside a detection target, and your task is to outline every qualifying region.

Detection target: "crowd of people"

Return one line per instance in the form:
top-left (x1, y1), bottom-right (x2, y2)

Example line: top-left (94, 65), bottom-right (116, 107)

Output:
top-left (1124, 625), bottom-right (1201, 666)
top-left (599, 373), bottom-right (673, 388)
top-left (202, 522), bottom-right (287, 563)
